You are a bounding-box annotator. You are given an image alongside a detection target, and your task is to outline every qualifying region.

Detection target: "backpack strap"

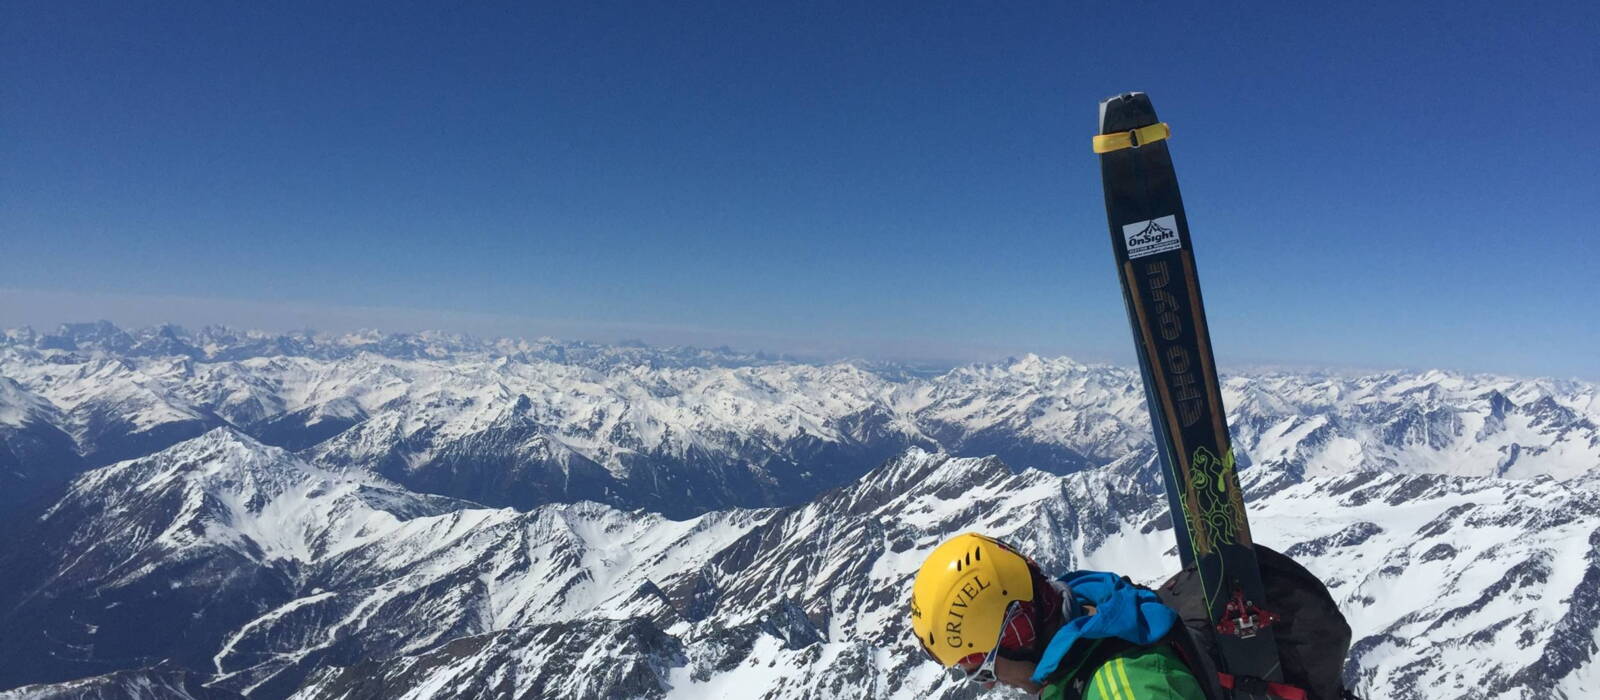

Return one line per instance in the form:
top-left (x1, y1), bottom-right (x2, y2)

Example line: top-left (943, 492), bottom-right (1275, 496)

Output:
top-left (1162, 609), bottom-right (1313, 700)
top-left (1217, 672), bottom-right (1310, 700)
top-left (1156, 612), bottom-right (1227, 700)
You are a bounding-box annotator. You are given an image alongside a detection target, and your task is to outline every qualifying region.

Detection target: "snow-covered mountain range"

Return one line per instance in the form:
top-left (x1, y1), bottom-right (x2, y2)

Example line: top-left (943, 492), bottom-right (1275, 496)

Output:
top-left (2, 323), bottom-right (1595, 521)
top-left (1, 432), bottom-right (1594, 699)
top-left (1, 323), bottom-right (1597, 698)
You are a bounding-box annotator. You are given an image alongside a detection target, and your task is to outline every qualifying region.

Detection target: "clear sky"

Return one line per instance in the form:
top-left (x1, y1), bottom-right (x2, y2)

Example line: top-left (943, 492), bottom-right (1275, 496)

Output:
top-left (3, 2), bottom-right (1597, 377)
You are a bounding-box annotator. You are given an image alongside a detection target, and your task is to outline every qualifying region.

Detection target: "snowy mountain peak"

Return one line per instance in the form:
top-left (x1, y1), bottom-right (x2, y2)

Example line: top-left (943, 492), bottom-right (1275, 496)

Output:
top-left (0, 376), bottom-right (60, 429)
top-left (839, 448), bottom-right (1014, 514)
top-left (62, 427), bottom-right (318, 505)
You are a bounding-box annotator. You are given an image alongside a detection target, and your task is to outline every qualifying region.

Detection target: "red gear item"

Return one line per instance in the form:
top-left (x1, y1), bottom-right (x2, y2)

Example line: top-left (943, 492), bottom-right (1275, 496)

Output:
top-left (999, 571), bottom-right (1066, 654)
top-left (959, 562), bottom-right (1070, 665)
top-left (999, 599), bottom-right (1041, 649)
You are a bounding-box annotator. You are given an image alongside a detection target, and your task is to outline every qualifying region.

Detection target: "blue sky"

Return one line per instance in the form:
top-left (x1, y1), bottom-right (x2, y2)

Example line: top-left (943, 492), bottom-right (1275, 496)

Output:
top-left (3, 2), bottom-right (1597, 377)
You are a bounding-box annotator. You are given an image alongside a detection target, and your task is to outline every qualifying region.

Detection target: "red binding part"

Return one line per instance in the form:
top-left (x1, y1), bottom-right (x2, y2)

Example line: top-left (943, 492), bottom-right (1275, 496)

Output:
top-left (1215, 589), bottom-right (1281, 638)
top-left (1217, 672), bottom-right (1308, 700)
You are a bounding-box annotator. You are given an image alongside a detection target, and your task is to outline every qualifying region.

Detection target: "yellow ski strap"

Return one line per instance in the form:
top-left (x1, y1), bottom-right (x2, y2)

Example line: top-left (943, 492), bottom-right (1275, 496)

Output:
top-left (1092, 122), bottom-right (1171, 154)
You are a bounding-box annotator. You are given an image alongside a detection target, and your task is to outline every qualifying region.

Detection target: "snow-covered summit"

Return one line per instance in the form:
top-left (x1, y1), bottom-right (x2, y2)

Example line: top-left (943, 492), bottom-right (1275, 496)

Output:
top-left (0, 377), bottom-right (61, 429)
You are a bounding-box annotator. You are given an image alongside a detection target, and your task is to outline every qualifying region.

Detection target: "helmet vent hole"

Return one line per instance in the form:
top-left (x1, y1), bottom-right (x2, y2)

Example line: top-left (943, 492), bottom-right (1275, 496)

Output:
top-left (964, 553), bottom-right (971, 566)
top-left (975, 547), bottom-right (982, 561)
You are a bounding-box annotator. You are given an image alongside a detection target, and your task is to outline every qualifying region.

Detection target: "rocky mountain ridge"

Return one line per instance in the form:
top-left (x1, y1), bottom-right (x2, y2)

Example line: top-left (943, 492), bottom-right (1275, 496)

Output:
top-left (1, 430), bottom-right (1595, 699)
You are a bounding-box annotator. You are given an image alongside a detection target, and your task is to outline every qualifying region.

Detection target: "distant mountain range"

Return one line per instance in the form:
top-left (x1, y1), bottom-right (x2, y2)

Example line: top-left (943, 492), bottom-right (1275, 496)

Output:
top-left (0, 323), bottom-right (1596, 698)
top-left (2, 322), bottom-right (1595, 521)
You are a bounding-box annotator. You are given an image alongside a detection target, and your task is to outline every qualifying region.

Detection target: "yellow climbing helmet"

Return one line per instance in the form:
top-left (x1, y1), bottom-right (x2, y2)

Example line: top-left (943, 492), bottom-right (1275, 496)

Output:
top-left (909, 532), bottom-right (1035, 666)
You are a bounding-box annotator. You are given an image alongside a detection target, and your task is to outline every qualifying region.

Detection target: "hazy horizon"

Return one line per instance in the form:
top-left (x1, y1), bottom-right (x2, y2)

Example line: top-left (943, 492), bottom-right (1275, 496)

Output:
top-left (7, 289), bottom-right (1594, 383)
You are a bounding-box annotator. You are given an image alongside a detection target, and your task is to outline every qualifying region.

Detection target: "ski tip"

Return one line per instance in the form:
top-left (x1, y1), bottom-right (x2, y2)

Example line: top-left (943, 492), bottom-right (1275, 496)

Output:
top-left (1098, 92), bottom-right (1159, 134)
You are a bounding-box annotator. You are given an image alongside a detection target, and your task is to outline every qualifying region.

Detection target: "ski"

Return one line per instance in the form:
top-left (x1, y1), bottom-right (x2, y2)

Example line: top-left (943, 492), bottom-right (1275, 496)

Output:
top-left (1094, 92), bottom-right (1285, 698)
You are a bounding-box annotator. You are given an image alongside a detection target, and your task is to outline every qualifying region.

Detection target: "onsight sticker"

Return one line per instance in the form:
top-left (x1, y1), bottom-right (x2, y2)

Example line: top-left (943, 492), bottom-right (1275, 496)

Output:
top-left (1122, 215), bottom-right (1181, 259)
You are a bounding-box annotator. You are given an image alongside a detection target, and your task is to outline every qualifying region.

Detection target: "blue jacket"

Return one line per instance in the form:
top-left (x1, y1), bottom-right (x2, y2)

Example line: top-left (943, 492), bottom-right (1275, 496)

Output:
top-left (1030, 571), bottom-right (1180, 684)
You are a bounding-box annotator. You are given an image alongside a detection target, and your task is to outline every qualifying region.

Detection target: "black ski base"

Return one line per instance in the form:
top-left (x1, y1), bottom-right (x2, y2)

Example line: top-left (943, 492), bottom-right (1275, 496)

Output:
top-left (1096, 91), bottom-right (1285, 695)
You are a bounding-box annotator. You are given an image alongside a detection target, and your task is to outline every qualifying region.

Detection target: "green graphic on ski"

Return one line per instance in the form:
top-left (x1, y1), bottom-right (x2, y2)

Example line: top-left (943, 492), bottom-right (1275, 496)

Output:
top-left (1095, 92), bottom-right (1284, 695)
